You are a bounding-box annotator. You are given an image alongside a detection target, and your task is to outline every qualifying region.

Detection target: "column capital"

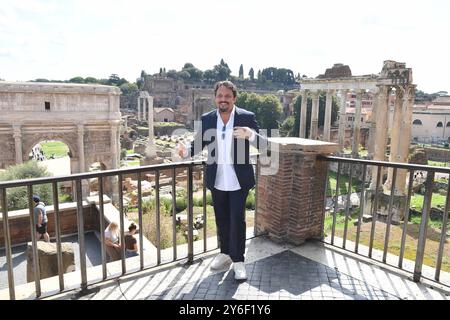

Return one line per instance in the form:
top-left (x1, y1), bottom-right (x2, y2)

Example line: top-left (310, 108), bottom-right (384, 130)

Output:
top-left (12, 124), bottom-right (22, 135)
top-left (310, 90), bottom-right (320, 99)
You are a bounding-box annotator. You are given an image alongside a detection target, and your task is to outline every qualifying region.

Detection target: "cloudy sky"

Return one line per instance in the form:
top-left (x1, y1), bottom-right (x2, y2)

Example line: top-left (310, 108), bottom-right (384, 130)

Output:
top-left (1, 0), bottom-right (449, 93)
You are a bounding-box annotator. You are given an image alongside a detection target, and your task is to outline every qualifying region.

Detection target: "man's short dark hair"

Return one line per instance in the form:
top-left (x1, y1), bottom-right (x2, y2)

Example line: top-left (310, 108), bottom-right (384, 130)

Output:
top-left (214, 80), bottom-right (238, 98)
top-left (33, 195), bottom-right (40, 203)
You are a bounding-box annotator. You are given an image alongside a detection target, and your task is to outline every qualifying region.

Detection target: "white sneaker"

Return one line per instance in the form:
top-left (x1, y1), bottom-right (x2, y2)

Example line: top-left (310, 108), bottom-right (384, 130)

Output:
top-left (210, 253), bottom-right (232, 270)
top-left (233, 262), bottom-right (247, 280)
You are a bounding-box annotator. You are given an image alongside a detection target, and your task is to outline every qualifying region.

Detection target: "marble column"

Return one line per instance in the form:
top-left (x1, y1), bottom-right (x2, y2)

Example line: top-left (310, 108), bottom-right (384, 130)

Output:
top-left (351, 90), bottom-right (364, 158)
top-left (367, 89), bottom-right (379, 158)
top-left (137, 97), bottom-right (141, 121)
top-left (323, 90), bottom-right (334, 141)
top-left (299, 90), bottom-right (308, 138)
top-left (370, 86), bottom-right (390, 190)
top-left (142, 98), bottom-right (146, 121)
top-left (77, 124), bottom-right (85, 172)
top-left (13, 125), bottom-right (23, 164)
top-left (337, 90), bottom-right (347, 152)
top-left (146, 96), bottom-right (156, 157)
top-left (384, 87), bottom-right (403, 193)
top-left (391, 85), bottom-right (415, 194)
top-left (309, 91), bottom-right (319, 140)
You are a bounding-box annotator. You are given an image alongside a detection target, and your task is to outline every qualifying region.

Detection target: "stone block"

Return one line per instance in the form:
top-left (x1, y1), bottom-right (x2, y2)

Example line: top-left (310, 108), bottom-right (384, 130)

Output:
top-left (27, 241), bottom-right (75, 282)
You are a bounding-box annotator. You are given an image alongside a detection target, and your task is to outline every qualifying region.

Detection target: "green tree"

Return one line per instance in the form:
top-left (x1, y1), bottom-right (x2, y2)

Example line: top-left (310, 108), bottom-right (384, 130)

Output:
top-left (69, 76), bottom-right (85, 83)
top-left (280, 116), bottom-right (295, 137)
top-left (32, 78), bottom-right (50, 82)
top-left (182, 63), bottom-right (203, 81)
top-left (239, 64), bottom-right (244, 79)
top-left (203, 69), bottom-right (217, 83)
top-left (237, 92), bottom-right (282, 131)
top-left (119, 82), bottom-right (138, 95)
top-left (236, 92), bottom-right (260, 115)
top-left (212, 59), bottom-right (231, 81)
top-left (0, 161), bottom-right (53, 210)
top-left (248, 68), bottom-right (255, 81)
top-left (259, 94), bottom-right (283, 131)
top-left (166, 69), bottom-right (178, 79)
top-left (177, 70), bottom-right (191, 80)
top-left (84, 77), bottom-right (98, 83)
top-left (261, 67), bottom-right (295, 85)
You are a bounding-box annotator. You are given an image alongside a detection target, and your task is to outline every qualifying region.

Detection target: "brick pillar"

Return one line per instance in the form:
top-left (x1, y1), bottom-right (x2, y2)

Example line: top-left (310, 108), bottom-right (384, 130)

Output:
top-left (256, 138), bottom-right (338, 245)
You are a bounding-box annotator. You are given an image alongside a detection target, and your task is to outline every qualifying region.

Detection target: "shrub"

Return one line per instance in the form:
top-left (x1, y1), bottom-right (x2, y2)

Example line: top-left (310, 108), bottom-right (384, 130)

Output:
top-left (245, 191), bottom-right (255, 210)
top-left (0, 161), bottom-right (53, 210)
top-left (175, 197), bottom-right (187, 212)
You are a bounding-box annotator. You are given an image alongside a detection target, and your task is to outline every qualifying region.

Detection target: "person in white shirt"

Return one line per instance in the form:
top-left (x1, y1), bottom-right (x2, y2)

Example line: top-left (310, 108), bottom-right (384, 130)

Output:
top-left (177, 80), bottom-right (265, 280)
top-left (104, 221), bottom-right (121, 262)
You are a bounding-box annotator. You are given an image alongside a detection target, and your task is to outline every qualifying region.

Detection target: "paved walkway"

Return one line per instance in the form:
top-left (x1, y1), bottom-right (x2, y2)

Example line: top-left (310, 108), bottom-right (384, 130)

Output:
top-left (47, 236), bottom-right (450, 301)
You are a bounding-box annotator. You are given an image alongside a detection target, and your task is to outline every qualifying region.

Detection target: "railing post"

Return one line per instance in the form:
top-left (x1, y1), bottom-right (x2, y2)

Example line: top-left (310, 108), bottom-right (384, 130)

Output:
top-left (52, 181), bottom-right (64, 291)
top-left (118, 173), bottom-right (126, 274)
top-left (187, 164), bottom-right (194, 263)
top-left (75, 179), bottom-right (87, 291)
top-left (98, 176), bottom-right (107, 279)
top-left (1, 188), bottom-right (15, 300)
top-left (27, 186), bottom-right (41, 297)
top-left (413, 171), bottom-right (434, 282)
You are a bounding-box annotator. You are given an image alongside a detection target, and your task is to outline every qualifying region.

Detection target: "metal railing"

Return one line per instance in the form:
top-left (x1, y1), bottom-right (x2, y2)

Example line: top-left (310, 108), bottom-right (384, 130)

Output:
top-left (320, 155), bottom-right (450, 285)
top-left (0, 158), bottom-right (260, 300)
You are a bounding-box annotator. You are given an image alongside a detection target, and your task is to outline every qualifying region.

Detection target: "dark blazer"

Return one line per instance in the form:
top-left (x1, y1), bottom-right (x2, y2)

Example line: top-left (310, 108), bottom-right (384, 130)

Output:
top-left (190, 106), bottom-right (264, 191)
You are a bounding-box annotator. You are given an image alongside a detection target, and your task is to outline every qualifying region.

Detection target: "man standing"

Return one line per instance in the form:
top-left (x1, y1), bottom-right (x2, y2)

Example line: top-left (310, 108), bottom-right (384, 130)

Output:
top-left (178, 80), bottom-right (264, 280)
top-left (33, 195), bottom-right (50, 242)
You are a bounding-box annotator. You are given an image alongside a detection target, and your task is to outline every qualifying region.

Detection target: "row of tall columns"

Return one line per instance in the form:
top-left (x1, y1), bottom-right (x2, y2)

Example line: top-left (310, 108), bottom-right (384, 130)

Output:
top-left (13, 124), bottom-right (23, 164)
top-left (137, 97), bottom-right (149, 121)
top-left (297, 89), bottom-right (340, 143)
top-left (297, 89), bottom-right (365, 156)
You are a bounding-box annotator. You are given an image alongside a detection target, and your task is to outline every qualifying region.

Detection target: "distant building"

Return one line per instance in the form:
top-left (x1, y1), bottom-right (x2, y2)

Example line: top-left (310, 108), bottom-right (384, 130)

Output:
top-left (411, 96), bottom-right (450, 143)
top-left (154, 107), bottom-right (175, 122)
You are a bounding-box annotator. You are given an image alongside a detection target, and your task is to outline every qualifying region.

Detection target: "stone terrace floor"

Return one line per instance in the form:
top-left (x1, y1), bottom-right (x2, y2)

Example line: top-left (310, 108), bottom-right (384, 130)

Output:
top-left (47, 236), bottom-right (450, 301)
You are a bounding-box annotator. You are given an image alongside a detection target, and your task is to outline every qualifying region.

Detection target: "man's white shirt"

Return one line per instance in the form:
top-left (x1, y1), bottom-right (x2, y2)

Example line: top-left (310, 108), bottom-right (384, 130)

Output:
top-left (215, 106), bottom-right (241, 191)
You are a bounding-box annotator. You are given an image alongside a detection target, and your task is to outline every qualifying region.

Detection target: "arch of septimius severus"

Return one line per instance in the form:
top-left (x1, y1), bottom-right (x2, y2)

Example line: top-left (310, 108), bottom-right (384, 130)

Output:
top-left (0, 82), bottom-right (121, 176)
top-left (296, 60), bottom-right (416, 197)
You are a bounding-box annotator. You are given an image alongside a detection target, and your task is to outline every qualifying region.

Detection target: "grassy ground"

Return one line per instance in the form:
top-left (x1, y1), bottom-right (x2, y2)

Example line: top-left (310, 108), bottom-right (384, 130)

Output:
top-left (41, 141), bottom-right (69, 158)
top-left (327, 171), bottom-right (363, 197)
top-left (428, 160), bottom-right (449, 167)
top-left (324, 212), bottom-right (450, 272)
top-left (410, 193), bottom-right (448, 212)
